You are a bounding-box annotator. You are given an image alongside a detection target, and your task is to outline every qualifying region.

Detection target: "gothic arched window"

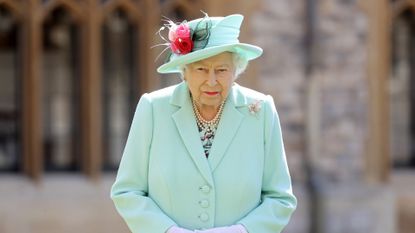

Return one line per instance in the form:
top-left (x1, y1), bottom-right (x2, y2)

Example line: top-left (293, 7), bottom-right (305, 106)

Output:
top-left (42, 6), bottom-right (82, 171)
top-left (389, 8), bottom-right (415, 168)
top-left (0, 4), bottom-right (22, 172)
top-left (101, 7), bottom-right (139, 170)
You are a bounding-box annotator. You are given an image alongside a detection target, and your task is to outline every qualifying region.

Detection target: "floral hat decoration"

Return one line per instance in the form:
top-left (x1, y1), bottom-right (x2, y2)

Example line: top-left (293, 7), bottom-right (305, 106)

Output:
top-left (155, 12), bottom-right (263, 74)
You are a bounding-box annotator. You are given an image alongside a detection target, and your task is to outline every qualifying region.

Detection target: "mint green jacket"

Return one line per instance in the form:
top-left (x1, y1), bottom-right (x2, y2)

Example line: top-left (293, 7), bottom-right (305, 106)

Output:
top-left (111, 82), bottom-right (297, 233)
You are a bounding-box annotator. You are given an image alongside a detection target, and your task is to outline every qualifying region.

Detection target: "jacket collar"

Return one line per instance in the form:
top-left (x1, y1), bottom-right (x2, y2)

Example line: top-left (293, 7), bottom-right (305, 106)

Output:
top-left (170, 82), bottom-right (246, 185)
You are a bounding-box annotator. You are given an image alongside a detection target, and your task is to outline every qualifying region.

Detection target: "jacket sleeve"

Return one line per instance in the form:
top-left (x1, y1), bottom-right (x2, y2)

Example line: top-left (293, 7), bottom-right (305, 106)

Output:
top-left (238, 95), bottom-right (297, 233)
top-left (110, 93), bottom-right (176, 233)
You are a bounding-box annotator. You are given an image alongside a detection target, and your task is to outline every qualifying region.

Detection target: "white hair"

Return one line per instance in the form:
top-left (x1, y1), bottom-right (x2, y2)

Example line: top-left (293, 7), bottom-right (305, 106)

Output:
top-left (232, 53), bottom-right (249, 78)
top-left (179, 52), bottom-right (249, 80)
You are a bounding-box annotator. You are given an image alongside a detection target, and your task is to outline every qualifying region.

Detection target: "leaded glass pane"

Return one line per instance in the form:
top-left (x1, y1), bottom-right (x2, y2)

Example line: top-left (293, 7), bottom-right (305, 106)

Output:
top-left (390, 10), bottom-right (415, 168)
top-left (0, 7), bottom-right (21, 172)
top-left (102, 9), bottom-right (138, 170)
top-left (42, 7), bottom-right (81, 171)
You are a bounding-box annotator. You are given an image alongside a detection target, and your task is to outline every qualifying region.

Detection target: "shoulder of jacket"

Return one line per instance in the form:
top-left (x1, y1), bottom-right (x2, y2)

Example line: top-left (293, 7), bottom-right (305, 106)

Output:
top-left (141, 83), bottom-right (179, 103)
top-left (233, 83), bottom-right (269, 103)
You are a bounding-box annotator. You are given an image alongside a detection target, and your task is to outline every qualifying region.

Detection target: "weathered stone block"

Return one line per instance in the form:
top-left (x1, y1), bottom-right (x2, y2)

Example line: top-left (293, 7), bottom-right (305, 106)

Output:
top-left (315, 183), bottom-right (395, 233)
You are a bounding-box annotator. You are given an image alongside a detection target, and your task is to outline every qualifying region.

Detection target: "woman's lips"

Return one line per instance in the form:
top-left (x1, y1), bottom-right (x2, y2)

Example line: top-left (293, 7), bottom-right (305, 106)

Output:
top-left (204, 91), bottom-right (219, 96)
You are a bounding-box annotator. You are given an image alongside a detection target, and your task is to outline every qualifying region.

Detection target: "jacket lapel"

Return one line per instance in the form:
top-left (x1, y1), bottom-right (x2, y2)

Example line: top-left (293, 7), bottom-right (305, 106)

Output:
top-left (171, 82), bottom-right (214, 186)
top-left (208, 84), bottom-right (246, 172)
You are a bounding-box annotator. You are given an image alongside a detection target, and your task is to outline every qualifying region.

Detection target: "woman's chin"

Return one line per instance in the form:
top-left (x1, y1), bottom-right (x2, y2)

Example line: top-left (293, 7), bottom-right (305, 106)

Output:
top-left (199, 98), bottom-right (222, 109)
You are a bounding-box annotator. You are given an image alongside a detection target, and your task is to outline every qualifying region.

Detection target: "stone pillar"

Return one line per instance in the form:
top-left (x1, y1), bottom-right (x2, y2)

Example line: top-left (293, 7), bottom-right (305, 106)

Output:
top-left (247, 0), bottom-right (398, 232)
top-left (308, 0), bottom-right (397, 232)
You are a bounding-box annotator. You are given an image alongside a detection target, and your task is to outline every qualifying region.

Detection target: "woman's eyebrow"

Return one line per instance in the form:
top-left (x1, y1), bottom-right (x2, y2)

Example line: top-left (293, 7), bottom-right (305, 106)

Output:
top-left (190, 63), bottom-right (206, 68)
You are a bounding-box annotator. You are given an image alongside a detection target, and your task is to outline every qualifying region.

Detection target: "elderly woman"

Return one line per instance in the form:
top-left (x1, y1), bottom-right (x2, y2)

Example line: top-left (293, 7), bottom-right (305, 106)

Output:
top-left (111, 14), bottom-right (297, 233)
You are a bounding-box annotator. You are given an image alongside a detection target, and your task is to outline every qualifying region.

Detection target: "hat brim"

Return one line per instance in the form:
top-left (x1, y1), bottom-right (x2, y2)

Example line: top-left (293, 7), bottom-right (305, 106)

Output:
top-left (157, 43), bottom-right (263, 74)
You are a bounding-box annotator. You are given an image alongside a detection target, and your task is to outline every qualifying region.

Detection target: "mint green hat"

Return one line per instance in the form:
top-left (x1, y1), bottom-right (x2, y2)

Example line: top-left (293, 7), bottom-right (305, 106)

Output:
top-left (157, 14), bottom-right (263, 74)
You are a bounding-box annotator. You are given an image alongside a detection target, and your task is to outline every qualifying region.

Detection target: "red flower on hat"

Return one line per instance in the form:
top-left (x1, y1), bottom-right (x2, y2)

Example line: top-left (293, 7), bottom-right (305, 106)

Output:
top-left (152, 13), bottom-right (210, 61)
top-left (169, 23), bottom-right (194, 55)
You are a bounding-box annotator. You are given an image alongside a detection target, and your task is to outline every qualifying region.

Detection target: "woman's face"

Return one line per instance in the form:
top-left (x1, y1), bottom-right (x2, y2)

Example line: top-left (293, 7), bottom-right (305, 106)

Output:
top-left (184, 52), bottom-right (235, 109)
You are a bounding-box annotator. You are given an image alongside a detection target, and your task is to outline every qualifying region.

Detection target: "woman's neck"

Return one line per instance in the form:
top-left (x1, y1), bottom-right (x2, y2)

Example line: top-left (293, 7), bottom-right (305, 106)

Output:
top-left (197, 104), bottom-right (219, 121)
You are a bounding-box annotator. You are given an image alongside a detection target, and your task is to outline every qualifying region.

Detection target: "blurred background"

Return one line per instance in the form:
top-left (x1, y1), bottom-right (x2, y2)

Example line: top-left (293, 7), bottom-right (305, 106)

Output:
top-left (0, 0), bottom-right (413, 232)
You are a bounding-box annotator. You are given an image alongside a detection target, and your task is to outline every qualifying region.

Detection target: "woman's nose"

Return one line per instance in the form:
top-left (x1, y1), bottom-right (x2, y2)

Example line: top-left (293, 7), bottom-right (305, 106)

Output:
top-left (207, 71), bottom-right (217, 86)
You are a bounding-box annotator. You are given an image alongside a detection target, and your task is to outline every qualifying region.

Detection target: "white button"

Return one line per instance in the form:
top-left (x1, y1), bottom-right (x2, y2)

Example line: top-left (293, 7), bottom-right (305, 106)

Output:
top-left (199, 212), bottom-right (209, 222)
top-left (200, 185), bottom-right (210, 193)
top-left (199, 199), bottom-right (209, 208)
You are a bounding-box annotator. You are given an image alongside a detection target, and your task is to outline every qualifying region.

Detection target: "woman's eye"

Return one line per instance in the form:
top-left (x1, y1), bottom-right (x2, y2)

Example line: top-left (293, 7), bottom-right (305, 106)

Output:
top-left (217, 69), bottom-right (228, 73)
top-left (196, 67), bottom-right (206, 71)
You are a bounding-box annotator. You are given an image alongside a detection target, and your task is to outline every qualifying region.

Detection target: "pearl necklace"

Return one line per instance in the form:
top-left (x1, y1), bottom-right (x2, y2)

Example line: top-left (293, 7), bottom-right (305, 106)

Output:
top-left (192, 99), bottom-right (225, 131)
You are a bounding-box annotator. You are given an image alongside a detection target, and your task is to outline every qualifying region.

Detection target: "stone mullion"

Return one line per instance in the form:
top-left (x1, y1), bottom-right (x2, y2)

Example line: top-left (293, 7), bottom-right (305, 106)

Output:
top-left (80, 0), bottom-right (102, 179)
top-left (143, 0), bottom-right (161, 90)
top-left (137, 7), bottom-right (148, 94)
top-left (366, 0), bottom-right (392, 182)
top-left (22, 0), bottom-right (43, 180)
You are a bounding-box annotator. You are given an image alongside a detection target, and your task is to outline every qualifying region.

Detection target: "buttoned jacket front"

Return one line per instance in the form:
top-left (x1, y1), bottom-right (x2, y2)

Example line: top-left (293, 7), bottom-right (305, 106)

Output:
top-left (111, 82), bottom-right (297, 233)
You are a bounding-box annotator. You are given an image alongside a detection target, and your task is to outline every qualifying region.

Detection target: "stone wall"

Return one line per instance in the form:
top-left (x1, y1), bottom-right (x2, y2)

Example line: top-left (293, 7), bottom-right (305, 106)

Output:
top-left (251, 0), bottom-right (369, 185)
top-left (250, 0), bottom-right (397, 233)
top-left (313, 0), bottom-right (369, 183)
